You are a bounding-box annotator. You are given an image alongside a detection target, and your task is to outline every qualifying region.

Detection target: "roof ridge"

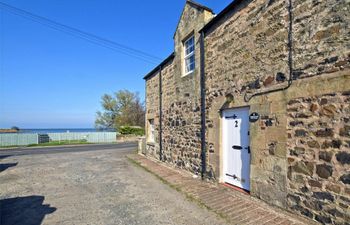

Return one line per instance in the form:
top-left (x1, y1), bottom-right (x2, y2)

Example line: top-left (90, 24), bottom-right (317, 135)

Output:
top-left (200, 0), bottom-right (244, 33)
top-left (186, 0), bottom-right (214, 13)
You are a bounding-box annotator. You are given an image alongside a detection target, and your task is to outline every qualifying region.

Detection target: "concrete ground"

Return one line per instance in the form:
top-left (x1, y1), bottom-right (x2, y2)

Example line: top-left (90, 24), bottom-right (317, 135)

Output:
top-left (0, 143), bottom-right (228, 225)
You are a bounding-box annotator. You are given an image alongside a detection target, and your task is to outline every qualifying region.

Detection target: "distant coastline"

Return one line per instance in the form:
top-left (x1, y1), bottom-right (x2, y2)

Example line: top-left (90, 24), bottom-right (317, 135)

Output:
top-left (19, 128), bottom-right (97, 133)
top-left (0, 128), bottom-right (116, 134)
top-left (0, 128), bottom-right (118, 134)
top-left (0, 129), bottom-right (18, 133)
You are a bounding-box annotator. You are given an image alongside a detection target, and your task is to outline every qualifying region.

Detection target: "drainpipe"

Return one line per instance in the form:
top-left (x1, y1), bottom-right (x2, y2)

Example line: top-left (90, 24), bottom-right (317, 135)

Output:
top-left (244, 0), bottom-right (293, 102)
top-left (200, 31), bottom-right (206, 179)
top-left (159, 66), bottom-right (163, 161)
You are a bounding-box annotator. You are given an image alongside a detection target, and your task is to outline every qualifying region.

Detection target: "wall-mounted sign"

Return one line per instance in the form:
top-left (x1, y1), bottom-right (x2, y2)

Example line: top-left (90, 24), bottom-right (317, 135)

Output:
top-left (249, 112), bottom-right (260, 122)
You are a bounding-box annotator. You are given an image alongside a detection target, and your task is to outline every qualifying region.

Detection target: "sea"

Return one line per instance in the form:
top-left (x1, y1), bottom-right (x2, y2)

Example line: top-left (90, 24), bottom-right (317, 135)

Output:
top-left (18, 128), bottom-right (115, 134)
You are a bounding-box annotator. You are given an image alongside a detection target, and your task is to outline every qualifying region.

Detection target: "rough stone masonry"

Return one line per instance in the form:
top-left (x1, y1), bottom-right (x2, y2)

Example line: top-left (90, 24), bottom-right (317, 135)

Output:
top-left (143, 0), bottom-right (350, 224)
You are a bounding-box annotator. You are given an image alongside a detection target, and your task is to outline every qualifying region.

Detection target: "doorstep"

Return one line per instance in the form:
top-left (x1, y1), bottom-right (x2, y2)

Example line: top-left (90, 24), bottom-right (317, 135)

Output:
top-left (127, 154), bottom-right (316, 225)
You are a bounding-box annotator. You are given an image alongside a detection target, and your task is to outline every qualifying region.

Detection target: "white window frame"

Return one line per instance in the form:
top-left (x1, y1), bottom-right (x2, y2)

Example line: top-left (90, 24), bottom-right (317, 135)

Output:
top-left (148, 119), bottom-right (155, 143)
top-left (183, 35), bottom-right (195, 76)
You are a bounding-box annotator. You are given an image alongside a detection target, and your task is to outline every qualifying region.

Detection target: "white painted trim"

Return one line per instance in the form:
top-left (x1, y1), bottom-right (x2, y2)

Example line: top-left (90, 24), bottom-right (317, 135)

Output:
top-left (221, 107), bottom-right (251, 191)
top-left (219, 114), bottom-right (224, 183)
top-left (182, 70), bottom-right (194, 77)
top-left (183, 35), bottom-right (195, 75)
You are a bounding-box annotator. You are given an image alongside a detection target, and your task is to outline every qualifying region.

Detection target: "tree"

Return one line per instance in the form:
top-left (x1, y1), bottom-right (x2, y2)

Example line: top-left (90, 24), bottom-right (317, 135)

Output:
top-left (11, 126), bottom-right (20, 131)
top-left (95, 90), bottom-right (145, 129)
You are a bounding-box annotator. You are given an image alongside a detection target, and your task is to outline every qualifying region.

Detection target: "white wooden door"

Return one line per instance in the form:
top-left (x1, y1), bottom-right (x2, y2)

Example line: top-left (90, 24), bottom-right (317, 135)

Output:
top-left (222, 107), bottom-right (250, 191)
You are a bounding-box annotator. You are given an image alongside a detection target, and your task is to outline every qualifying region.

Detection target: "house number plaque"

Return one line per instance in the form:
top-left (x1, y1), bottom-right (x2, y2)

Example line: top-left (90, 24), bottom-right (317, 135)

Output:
top-left (249, 112), bottom-right (260, 122)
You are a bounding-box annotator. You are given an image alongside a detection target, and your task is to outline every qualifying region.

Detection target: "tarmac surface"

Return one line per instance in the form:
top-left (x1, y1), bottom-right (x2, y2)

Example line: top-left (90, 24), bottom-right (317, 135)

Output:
top-left (0, 143), bottom-right (227, 225)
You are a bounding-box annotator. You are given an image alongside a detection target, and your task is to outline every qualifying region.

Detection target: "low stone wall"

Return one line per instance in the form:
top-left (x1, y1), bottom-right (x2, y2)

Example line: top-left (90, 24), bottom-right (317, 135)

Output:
top-left (116, 135), bottom-right (139, 143)
top-left (287, 91), bottom-right (350, 224)
top-left (137, 137), bottom-right (146, 155)
top-left (145, 143), bottom-right (160, 159)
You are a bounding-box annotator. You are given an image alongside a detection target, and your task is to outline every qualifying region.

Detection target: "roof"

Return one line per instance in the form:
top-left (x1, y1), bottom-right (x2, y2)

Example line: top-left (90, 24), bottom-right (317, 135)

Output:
top-left (186, 0), bottom-right (214, 13)
top-left (143, 53), bottom-right (175, 80)
top-left (199, 0), bottom-right (244, 33)
top-left (144, 0), bottom-right (246, 81)
top-left (173, 0), bottom-right (214, 38)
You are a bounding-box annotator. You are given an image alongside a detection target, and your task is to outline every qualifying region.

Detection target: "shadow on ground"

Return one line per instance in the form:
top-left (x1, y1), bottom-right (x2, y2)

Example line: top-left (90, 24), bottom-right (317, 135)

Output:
top-left (0, 196), bottom-right (56, 225)
top-left (0, 163), bottom-right (18, 172)
top-left (0, 155), bottom-right (11, 160)
top-left (0, 155), bottom-right (17, 173)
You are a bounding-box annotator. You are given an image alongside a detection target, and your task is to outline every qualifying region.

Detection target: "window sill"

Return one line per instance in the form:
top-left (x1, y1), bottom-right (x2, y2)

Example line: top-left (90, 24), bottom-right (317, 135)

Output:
top-left (147, 142), bottom-right (156, 146)
top-left (182, 71), bottom-right (194, 77)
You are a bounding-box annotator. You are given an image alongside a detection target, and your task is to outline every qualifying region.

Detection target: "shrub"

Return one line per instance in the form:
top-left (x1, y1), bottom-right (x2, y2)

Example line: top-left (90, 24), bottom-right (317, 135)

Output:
top-left (119, 126), bottom-right (145, 136)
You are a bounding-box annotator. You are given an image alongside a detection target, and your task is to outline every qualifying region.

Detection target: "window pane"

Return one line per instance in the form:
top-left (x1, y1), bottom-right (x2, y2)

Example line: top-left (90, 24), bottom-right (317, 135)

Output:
top-left (186, 63), bottom-right (190, 73)
top-left (186, 47), bottom-right (191, 56)
top-left (185, 39), bottom-right (190, 48)
top-left (188, 37), bottom-right (191, 44)
top-left (190, 54), bottom-right (195, 64)
top-left (188, 36), bottom-right (194, 46)
top-left (185, 54), bottom-right (195, 73)
top-left (190, 63), bottom-right (195, 72)
top-left (184, 36), bottom-right (195, 74)
top-left (185, 57), bottom-right (191, 66)
top-left (189, 45), bottom-right (194, 54)
top-left (185, 36), bottom-right (194, 56)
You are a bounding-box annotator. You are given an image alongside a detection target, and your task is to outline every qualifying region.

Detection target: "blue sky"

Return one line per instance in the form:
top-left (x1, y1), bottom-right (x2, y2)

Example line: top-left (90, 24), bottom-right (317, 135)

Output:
top-left (0, 0), bottom-right (232, 128)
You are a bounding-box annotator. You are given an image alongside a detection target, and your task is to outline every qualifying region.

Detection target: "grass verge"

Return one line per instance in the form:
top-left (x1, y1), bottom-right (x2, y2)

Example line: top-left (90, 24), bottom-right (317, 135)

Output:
top-left (27, 140), bottom-right (93, 147)
top-left (126, 155), bottom-right (229, 222)
top-left (0, 145), bottom-right (21, 149)
top-left (0, 140), bottom-right (93, 148)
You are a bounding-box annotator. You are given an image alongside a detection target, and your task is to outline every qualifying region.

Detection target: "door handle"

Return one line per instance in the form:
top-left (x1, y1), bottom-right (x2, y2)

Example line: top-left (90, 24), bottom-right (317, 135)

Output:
top-left (226, 173), bottom-right (246, 183)
top-left (232, 145), bottom-right (242, 150)
top-left (226, 173), bottom-right (238, 179)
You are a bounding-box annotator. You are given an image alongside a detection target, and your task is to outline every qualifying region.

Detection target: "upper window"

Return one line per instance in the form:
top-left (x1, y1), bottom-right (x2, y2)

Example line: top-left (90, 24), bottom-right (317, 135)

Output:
top-left (184, 36), bottom-right (195, 75)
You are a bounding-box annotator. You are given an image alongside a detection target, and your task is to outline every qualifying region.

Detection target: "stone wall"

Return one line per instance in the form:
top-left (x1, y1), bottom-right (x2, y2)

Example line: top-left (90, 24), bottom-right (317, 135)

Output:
top-left (145, 70), bottom-right (160, 159)
top-left (202, 0), bottom-right (350, 217)
top-left (144, 0), bottom-right (350, 223)
top-left (287, 91), bottom-right (350, 224)
top-left (145, 2), bottom-right (213, 174)
top-left (160, 3), bottom-right (212, 174)
top-left (203, 0), bottom-right (290, 206)
top-left (292, 0), bottom-right (350, 79)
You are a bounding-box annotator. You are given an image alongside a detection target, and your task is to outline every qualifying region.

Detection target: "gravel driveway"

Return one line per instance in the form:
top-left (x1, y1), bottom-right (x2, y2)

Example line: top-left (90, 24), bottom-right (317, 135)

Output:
top-left (0, 145), bottom-right (227, 225)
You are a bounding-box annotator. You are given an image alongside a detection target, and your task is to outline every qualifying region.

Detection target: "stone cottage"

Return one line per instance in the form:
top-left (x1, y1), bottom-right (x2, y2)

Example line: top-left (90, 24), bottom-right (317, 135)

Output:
top-left (142, 0), bottom-right (350, 224)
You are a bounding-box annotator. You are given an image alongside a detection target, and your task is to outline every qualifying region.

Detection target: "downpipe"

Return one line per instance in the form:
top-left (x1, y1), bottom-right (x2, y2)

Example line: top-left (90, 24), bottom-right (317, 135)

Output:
top-left (159, 66), bottom-right (163, 161)
top-left (200, 31), bottom-right (206, 179)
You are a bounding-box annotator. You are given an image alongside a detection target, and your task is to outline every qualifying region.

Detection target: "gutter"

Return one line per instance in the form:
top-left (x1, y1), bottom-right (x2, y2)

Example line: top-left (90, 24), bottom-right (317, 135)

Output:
top-left (143, 53), bottom-right (175, 80)
top-left (199, 0), bottom-right (244, 34)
